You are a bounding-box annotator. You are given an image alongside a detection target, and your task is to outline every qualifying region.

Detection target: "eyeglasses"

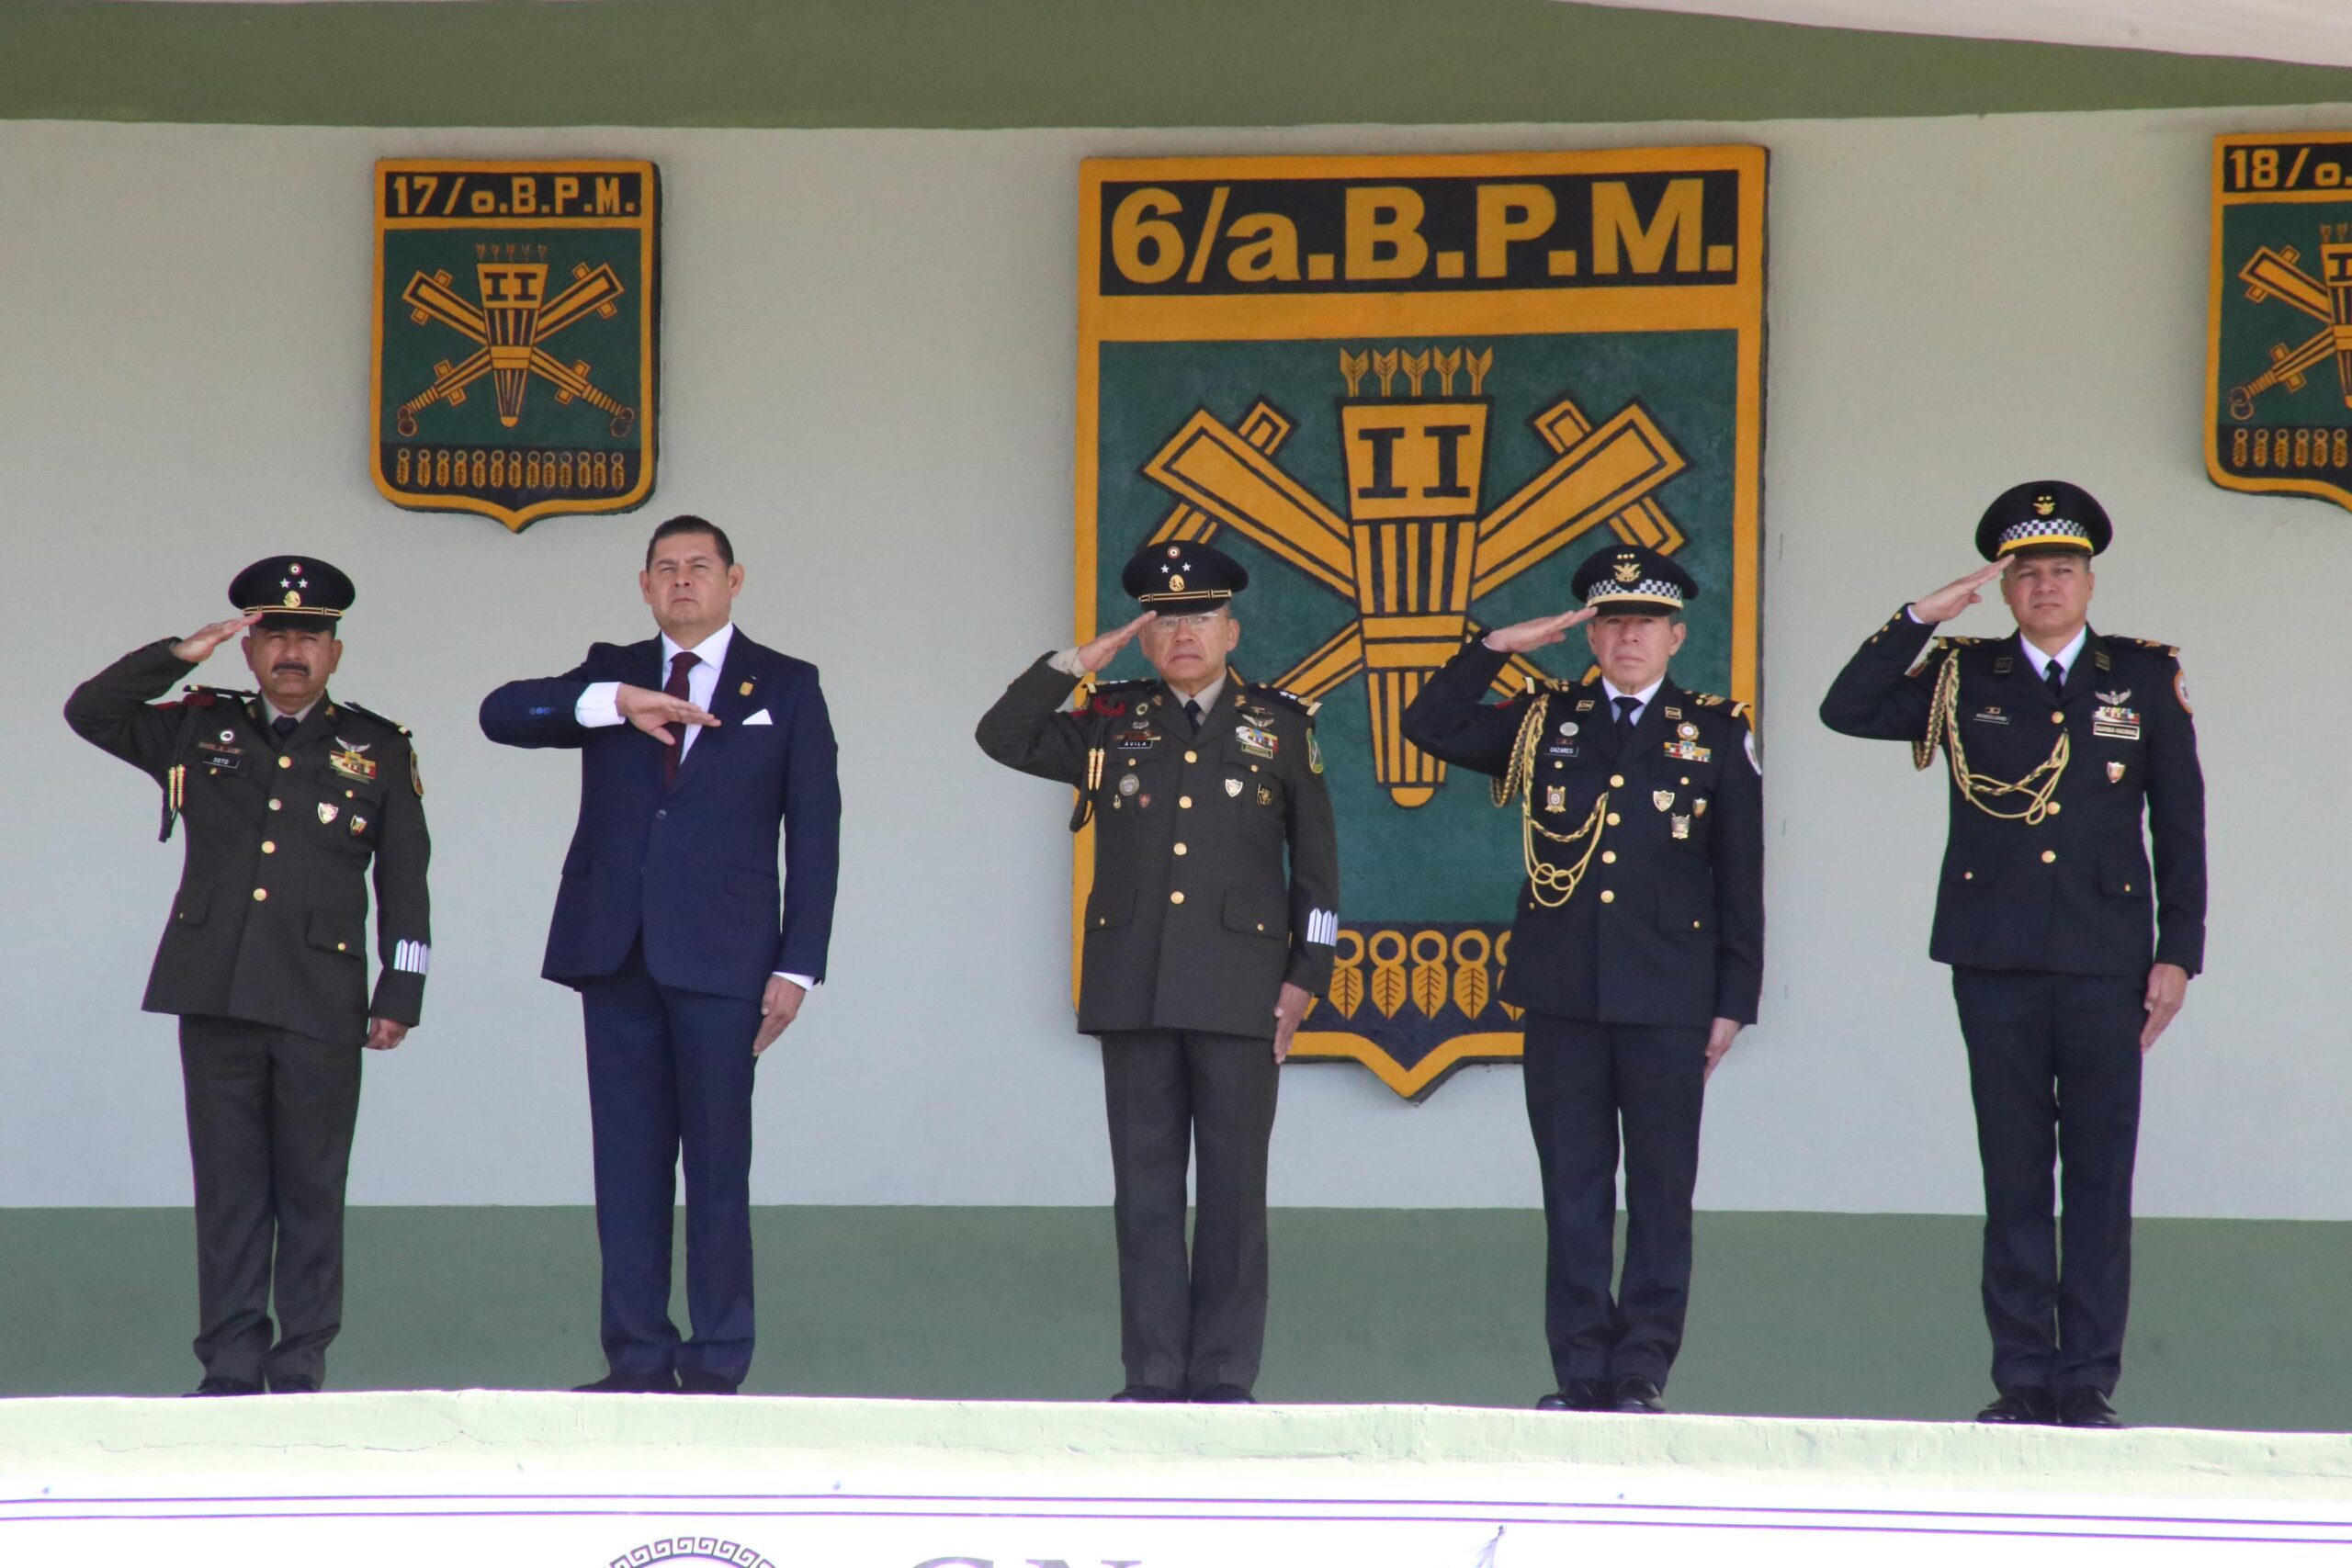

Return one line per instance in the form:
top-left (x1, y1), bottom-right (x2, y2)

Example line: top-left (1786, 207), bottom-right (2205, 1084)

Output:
top-left (1144, 612), bottom-right (1225, 633)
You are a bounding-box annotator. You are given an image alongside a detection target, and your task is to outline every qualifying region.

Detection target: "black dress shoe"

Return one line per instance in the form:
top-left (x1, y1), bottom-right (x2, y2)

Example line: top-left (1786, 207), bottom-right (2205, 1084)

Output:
top-left (572, 1371), bottom-right (678, 1393)
top-left (1608, 1376), bottom-right (1667, 1414)
top-left (1536, 1378), bottom-right (1606, 1412)
top-left (1975, 1388), bottom-right (2055, 1425)
top-left (1192, 1383), bottom-right (1256, 1404)
top-left (266, 1375), bottom-right (321, 1394)
top-left (2055, 1388), bottom-right (2123, 1428)
top-left (673, 1370), bottom-right (739, 1394)
top-left (186, 1375), bottom-right (262, 1397)
top-left (1108, 1384), bottom-right (1183, 1403)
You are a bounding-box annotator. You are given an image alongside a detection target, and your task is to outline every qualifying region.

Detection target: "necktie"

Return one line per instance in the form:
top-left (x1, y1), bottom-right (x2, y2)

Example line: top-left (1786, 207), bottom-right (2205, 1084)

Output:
top-left (271, 715), bottom-right (298, 744)
top-left (663, 649), bottom-right (700, 787)
top-left (2044, 659), bottom-right (2064, 702)
top-left (1612, 694), bottom-right (1640, 736)
top-left (1183, 697), bottom-right (1204, 736)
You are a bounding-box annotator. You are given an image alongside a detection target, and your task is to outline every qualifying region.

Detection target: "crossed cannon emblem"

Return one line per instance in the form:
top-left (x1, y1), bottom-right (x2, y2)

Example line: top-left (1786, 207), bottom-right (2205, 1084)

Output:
top-left (394, 248), bottom-right (638, 438)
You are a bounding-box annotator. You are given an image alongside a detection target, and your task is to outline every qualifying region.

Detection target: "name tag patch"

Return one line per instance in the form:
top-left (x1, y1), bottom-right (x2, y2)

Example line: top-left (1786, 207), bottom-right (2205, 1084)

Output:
top-left (1971, 706), bottom-right (2010, 726)
top-left (1234, 723), bottom-right (1278, 759)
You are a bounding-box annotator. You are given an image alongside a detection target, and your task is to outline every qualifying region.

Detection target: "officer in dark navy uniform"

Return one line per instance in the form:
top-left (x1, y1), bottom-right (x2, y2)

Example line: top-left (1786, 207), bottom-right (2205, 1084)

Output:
top-left (1403, 543), bottom-right (1764, 1416)
top-left (65, 558), bottom-right (429, 1396)
top-left (1820, 480), bottom-right (2205, 1429)
top-left (977, 540), bottom-right (1340, 1404)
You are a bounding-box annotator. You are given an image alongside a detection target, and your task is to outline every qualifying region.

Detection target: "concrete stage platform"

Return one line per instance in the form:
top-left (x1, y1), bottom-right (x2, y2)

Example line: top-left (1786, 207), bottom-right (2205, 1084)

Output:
top-left (3, 1393), bottom-right (2349, 1564)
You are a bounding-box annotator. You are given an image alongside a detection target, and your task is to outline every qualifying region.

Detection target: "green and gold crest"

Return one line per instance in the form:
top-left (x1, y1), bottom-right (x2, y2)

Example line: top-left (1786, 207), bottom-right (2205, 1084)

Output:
top-left (2209, 132), bottom-right (2352, 512)
top-left (1078, 149), bottom-right (1768, 1099)
top-left (371, 158), bottom-right (660, 532)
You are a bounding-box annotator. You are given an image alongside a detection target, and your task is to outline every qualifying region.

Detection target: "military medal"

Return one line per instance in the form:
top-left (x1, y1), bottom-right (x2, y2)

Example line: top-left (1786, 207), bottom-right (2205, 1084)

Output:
top-left (1117, 773), bottom-right (1140, 797)
top-left (1545, 784), bottom-right (1566, 813)
top-left (2091, 690), bottom-right (2141, 740)
top-left (1258, 784), bottom-right (1273, 807)
top-left (219, 728), bottom-right (235, 743)
top-left (1693, 797), bottom-right (1709, 816)
top-left (1671, 814), bottom-right (1691, 840)
top-left (1558, 720), bottom-right (1578, 738)
top-left (350, 816), bottom-right (368, 835)
top-left (1677, 721), bottom-right (1699, 740)
top-left (2108, 761), bottom-right (2126, 784)
top-left (328, 738), bottom-right (378, 782)
top-left (1235, 722), bottom-right (1278, 759)
top-left (1665, 739), bottom-right (1712, 762)
top-left (1225, 777), bottom-right (1244, 797)
top-left (318, 803), bottom-right (340, 824)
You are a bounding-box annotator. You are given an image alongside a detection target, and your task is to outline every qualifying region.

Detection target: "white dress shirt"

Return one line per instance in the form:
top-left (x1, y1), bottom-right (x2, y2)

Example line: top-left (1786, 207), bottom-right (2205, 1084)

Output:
top-left (1600, 672), bottom-right (1666, 727)
top-left (2019, 626), bottom-right (2088, 685)
top-left (575, 624), bottom-right (813, 996)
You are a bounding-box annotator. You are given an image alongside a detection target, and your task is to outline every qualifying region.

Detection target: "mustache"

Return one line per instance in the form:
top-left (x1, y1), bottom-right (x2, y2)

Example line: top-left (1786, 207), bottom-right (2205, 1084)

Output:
top-left (270, 661), bottom-right (312, 675)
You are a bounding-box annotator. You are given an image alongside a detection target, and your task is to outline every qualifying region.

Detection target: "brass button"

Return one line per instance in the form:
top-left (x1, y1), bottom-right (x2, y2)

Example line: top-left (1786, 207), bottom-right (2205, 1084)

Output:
top-left (1173, 842), bottom-right (1189, 855)
top-left (1600, 889), bottom-right (1616, 904)
top-left (345, 789), bottom-right (355, 798)
top-left (1256, 922), bottom-right (1266, 932)
top-left (252, 888), bottom-right (268, 902)
top-left (1170, 890), bottom-right (1186, 905)
top-left (1096, 916), bottom-right (1107, 927)
top-left (1963, 871), bottom-right (1974, 881)
top-left (1179, 795), bottom-right (1193, 809)
top-left (1691, 919), bottom-right (1702, 930)
top-left (2124, 883), bottom-right (2133, 893)
top-left (1552, 761), bottom-right (1563, 770)
top-left (261, 841), bottom-right (276, 854)
top-left (1680, 776), bottom-right (1690, 785)
top-left (1606, 812), bottom-right (1622, 826)
top-left (1610, 773), bottom-right (1626, 788)
top-left (2050, 711), bottom-right (2064, 725)
top-left (1184, 750), bottom-right (1198, 763)
top-left (277, 755), bottom-right (292, 770)
top-left (1125, 758), bottom-right (1136, 767)
top-left (2045, 802), bottom-right (2062, 815)
top-left (268, 798), bottom-right (282, 811)
top-left (1601, 851), bottom-right (1617, 864)
top-left (2041, 850), bottom-right (2057, 863)
top-left (336, 942), bottom-right (347, 953)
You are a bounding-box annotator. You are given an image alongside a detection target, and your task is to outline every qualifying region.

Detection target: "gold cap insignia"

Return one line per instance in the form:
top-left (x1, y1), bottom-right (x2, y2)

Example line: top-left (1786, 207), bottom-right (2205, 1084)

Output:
top-left (284, 591), bottom-right (301, 607)
top-left (1613, 558), bottom-right (1642, 584)
top-left (1167, 574), bottom-right (1185, 592)
top-left (2033, 494), bottom-right (2057, 517)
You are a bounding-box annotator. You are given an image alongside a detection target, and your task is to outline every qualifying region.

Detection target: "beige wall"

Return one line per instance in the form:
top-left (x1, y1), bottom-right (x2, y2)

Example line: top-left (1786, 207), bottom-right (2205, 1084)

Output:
top-left (0, 107), bottom-right (2338, 1214)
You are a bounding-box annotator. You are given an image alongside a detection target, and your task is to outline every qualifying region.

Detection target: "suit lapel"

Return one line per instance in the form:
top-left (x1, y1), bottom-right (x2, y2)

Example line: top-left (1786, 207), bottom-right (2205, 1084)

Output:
top-left (671, 630), bottom-right (760, 795)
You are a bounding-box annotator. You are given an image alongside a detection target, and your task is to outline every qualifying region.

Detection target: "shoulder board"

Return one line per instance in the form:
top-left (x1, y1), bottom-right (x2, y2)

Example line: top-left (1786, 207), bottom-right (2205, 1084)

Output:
top-left (1253, 685), bottom-right (1320, 719)
top-left (1934, 636), bottom-right (1986, 650)
top-left (176, 684), bottom-right (250, 711)
top-left (2114, 636), bottom-right (2181, 658)
top-left (1080, 679), bottom-right (1149, 716)
top-left (334, 699), bottom-right (413, 739)
top-left (1682, 691), bottom-right (1756, 722)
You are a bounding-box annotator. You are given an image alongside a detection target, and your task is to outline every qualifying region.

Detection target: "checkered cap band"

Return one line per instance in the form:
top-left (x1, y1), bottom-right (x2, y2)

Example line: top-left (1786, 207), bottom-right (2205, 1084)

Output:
top-left (1996, 516), bottom-right (2092, 553)
top-left (1585, 578), bottom-right (1685, 608)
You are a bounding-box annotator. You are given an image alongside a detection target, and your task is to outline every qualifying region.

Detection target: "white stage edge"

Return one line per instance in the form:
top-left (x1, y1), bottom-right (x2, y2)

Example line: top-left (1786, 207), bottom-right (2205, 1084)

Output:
top-left (3, 1393), bottom-right (2348, 1564)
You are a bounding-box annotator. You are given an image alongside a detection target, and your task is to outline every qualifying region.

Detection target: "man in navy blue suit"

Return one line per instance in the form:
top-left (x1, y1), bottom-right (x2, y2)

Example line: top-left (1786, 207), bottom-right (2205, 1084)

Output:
top-left (481, 515), bottom-right (841, 1393)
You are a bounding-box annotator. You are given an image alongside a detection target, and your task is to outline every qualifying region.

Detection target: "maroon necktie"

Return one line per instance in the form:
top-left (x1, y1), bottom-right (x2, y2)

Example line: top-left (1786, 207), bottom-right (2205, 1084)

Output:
top-left (662, 649), bottom-right (700, 788)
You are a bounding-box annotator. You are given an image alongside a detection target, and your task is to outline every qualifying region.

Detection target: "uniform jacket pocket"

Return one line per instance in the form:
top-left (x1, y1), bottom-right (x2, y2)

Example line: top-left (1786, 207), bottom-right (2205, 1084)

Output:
top-left (2099, 852), bottom-right (2148, 897)
top-left (1222, 888), bottom-right (1287, 940)
top-left (174, 889), bottom-right (211, 927)
top-left (306, 910), bottom-right (365, 958)
top-left (1087, 886), bottom-right (1136, 931)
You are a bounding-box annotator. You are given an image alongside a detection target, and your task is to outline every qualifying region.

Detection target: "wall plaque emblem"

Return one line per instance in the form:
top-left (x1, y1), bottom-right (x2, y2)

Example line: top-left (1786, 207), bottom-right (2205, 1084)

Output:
top-left (2210, 132), bottom-right (2352, 512)
top-left (372, 158), bottom-right (660, 532)
top-left (1078, 148), bottom-right (1768, 1097)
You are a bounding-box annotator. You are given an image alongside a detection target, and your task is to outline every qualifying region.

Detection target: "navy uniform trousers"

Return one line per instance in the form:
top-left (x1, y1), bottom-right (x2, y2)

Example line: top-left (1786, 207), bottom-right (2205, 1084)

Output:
top-left (1522, 1014), bottom-right (1709, 1388)
top-left (581, 939), bottom-right (763, 1386)
top-left (1952, 968), bottom-right (2143, 1399)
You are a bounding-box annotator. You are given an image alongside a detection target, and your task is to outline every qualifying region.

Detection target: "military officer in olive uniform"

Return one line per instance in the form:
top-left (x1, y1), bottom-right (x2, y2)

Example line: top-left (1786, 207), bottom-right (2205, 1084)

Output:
top-left (1403, 543), bottom-right (1764, 1416)
top-left (65, 558), bottom-right (430, 1396)
top-left (1820, 481), bottom-right (2204, 1429)
top-left (976, 540), bottom-right (1340, 1404)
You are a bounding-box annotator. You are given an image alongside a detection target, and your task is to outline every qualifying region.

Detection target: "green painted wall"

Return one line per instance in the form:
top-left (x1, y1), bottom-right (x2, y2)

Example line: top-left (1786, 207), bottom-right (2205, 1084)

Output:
top-left (4, 1206), bottom-right (2342, 1429)
top-left (8, 0), bottom-right (2352, 129)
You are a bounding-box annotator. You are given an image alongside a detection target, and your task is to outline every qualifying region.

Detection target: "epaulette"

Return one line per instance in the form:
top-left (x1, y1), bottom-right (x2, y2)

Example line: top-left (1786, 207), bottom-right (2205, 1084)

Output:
top-left (1934, 636), bottom-right (1986, 650)
top-left (334, 699), bottom-right (413, 739)
top-left (1253, 685), bottom-right (1321, 719)
top-left (1683, 690), bottom-right (1756, 722)
top-left (176, 683), bottom-right (251, 710)
top-left (2115, 637), bottom-right (2181, 659)
top-left (1078, 678), bottom-right (1150, 717)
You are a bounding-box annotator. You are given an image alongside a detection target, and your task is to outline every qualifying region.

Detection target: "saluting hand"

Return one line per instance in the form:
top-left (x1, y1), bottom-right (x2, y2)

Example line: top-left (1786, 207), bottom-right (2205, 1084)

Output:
top-left (615, 682), bottom-right (719, 742)
top-left (1271, 981), bottom-right (1313, 1063)
top-left (171, 612), bottom-right (260, 664)
top-left (1911, 561), bottom-right (2007, 626)
top-left (1482, 606), bottom-right (1596, 654)
top-left (1075, 611), bottom-right (1157, 674)
top-left (753, 976), bottom-right (806, 1055)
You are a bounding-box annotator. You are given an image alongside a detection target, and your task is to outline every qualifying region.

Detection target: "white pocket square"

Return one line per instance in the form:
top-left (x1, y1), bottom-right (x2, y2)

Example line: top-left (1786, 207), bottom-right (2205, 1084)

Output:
top-left (741, 708), bottom-right (774, 726)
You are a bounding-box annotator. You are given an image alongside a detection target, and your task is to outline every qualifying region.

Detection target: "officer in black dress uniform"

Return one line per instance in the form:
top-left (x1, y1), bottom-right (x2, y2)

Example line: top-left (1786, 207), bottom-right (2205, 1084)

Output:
top-left (1402, 543), bottom-right (1764, 1415)
top-left (65, 558), bottom-right (430, 1395)
top-left (976, 540), bottom-right (1340, 1404)
top-left (1819, 481), bottom-right (2205, 1428)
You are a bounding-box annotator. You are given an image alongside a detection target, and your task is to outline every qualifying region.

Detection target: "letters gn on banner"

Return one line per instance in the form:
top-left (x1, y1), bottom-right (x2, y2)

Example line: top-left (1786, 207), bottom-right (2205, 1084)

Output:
top-left (1076, 150), bottom-right (1769, 1099)
top-left (2209, 132), bottom-right (2352, 513)
top-left (372, 159), bottom-right (661, 533)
